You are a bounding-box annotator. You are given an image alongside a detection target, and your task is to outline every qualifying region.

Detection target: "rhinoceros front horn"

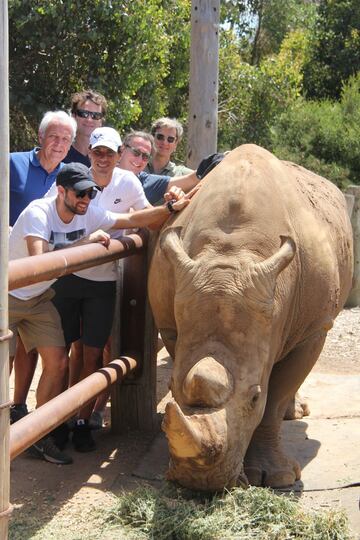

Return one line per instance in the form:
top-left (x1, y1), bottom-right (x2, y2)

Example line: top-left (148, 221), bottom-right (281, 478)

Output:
top-left (162, 401), bottom-right (203, 458)
top-left (183, 357), bottom-right (234, 407)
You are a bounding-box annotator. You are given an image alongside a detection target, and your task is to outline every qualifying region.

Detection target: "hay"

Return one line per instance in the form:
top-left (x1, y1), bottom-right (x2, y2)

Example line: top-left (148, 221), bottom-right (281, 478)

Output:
top-left (104, 484), bottom-right (351, 540)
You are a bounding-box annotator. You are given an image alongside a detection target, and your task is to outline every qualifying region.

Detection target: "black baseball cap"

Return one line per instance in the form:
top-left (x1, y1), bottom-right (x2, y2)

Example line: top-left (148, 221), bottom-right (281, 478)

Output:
top-left (196, 152), bottom-right (225, 180)
top-left (56, 162), bottom-right (100, 191)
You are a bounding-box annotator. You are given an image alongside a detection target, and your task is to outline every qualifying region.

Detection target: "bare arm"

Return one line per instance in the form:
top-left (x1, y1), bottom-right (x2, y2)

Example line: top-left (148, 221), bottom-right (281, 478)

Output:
top-left (26, 236), bottom-right (49, 256)
top-left (112, 197), bottom-right (190, 230)
top-left (26, 230), bottom-right (111, 255)
top-left (167, 171), bottom-right (199, 193)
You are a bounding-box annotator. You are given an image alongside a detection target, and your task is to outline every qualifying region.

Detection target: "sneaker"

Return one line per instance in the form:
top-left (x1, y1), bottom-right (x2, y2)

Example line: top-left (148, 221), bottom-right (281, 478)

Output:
top-left (10, 403), bottom-right (28, 424)
top-left (72, 420), bottom-right (96, 452)
top-left (52, 422), bottom-right (70, 450)
top-left (28, 436), bottom-right (73, 465)
top-left (89, 411), bottom-right (104, 430)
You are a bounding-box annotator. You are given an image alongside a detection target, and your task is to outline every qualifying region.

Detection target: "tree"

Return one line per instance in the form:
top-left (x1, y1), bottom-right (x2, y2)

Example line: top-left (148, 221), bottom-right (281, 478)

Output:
top-left (302, 0), bottom-right (360, 99)
top-left (8, 0), bottom-right (191, 149)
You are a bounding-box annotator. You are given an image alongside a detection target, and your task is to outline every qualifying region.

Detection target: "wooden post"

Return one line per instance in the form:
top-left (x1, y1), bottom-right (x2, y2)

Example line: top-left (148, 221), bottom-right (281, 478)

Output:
top-left (345, 186), bottom-right (360, 306)
top-left (0, 1), bottom-right (11, 538)
top-left (111, 232), bottom-right (159, 433)
top-left (186, 0), bottom-right (220, 168)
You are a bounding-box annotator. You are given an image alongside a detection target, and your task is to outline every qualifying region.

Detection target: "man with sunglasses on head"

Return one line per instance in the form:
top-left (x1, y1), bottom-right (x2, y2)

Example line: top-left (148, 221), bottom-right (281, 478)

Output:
top-left (145, 117), bottom-right (193, 177)
top-left (9, 162), bottom-right (189, 463)
top-left (64, 89), bottom-right (107, 167)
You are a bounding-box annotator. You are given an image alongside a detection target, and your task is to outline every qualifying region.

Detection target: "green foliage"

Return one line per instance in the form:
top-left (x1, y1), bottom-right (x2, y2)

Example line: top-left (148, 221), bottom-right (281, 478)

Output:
top-left (104, 484), bottom-right (351, 540)
top-left (302, 0), bottom-right (360, 99)
top-left (9, 107), bottom-right (37, 152)
top-left (271, 74), bottom-right (360, 188)
top-left (217, 27), bottom-right (312, 151)
top-left (8, 0), bottom-right (191, 148)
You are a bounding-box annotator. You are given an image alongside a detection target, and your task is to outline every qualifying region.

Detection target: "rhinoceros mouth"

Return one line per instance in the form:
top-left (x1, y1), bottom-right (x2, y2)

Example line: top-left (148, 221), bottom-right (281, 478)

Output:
top-left (166, 455), bottom-right (249, 492)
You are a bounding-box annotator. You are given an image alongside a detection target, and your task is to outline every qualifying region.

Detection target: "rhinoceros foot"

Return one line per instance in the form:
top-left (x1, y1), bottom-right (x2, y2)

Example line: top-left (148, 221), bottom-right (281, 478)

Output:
top-left (284, 392), bottom-right (310, 420)
top-left (244, 432), bottom-right (301, 488)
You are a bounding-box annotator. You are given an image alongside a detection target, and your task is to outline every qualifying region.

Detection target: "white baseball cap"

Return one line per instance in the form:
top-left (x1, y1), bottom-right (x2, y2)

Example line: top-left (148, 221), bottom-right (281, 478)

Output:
top-left (89, 127), bottom-right (122, 152)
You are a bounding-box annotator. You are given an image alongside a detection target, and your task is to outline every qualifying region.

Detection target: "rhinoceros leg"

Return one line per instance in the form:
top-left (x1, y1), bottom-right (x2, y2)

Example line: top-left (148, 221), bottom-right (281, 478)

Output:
top-left (244, 329), bottom-right (327, 487)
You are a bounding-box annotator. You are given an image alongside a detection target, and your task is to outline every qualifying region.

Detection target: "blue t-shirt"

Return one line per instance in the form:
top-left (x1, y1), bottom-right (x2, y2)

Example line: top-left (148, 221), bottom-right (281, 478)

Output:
top-left (138, 171), bottom-right (170, 205)
top-left (9, 148), bottom-right (63, 226)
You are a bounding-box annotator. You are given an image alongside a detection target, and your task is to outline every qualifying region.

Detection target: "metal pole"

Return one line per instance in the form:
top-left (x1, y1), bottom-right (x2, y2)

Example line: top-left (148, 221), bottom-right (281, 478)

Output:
top-left (10, 356), bottom-right (137, 460)
top-left (9, 232), bottom-right (147, 291)
top-left (0, 0), bottom-right (11, 537)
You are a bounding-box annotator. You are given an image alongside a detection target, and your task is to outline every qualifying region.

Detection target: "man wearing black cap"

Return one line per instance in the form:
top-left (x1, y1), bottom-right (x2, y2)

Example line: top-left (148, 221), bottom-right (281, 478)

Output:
top-left (8, 162), bottom-right (189, 465)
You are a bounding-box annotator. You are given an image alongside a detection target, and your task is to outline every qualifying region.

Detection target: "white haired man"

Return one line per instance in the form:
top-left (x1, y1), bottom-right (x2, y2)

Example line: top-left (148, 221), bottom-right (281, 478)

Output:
top-left (9, 110), bottom-right (77, 425)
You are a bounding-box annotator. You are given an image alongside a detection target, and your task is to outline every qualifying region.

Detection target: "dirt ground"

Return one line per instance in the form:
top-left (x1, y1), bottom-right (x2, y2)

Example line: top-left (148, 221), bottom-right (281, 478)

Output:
top-left (8, 307), bottom-right (360, 539)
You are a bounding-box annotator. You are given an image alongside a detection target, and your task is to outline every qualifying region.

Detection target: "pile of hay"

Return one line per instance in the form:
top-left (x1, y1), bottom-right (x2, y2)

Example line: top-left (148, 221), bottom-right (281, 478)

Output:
top-left (104, 484), bottom-right (351, 539)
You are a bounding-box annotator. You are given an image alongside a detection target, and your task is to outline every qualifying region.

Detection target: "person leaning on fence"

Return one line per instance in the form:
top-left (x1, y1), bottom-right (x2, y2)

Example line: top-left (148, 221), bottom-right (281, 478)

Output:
top-left (64, 89), bottom-right (107, 167)
top-left (23, 161), bottom-right (189, 457)
top-left (51, 127), bottom-right (153, 442)
top-left (46, 127), bottom-right (187, 435)
top-left (145, 117), bottom-right (193, 177)
top-left (9, 110), bottom-right (77, 425)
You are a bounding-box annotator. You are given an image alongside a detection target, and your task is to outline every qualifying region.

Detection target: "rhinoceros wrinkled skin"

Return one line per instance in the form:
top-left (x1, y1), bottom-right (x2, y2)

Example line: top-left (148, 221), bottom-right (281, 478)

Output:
top-left (148, 144), bottom-right (353, 491)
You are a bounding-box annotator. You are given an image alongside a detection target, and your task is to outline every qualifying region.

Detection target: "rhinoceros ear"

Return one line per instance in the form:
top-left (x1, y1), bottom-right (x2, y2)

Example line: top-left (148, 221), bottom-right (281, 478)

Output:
top-left (248, 236), bottom-right (296, 303)
top-left (160, 227), bottom-right (197, 276)
top-left (259, 236), bottom-right (296, 275)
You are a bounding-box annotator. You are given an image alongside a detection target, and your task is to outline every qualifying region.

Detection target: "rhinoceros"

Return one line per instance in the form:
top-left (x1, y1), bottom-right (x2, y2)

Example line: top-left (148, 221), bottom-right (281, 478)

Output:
top-left (148, 144), bottom-right (353, 491)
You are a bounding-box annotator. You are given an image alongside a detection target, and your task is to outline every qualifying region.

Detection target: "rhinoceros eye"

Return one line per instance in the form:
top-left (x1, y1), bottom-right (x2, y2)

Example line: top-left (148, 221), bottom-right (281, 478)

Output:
top-left (249, 385), bottom-right (261, 409)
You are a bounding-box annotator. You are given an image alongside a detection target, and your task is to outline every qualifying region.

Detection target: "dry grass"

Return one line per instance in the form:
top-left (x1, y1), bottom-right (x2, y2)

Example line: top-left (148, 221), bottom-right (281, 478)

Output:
top-left (103, 483), bottom-right (352, 540)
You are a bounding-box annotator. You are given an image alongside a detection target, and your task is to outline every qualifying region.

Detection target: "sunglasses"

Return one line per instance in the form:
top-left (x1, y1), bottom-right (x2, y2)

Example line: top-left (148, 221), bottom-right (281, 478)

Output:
top-left (155, 133), bottom-right (176, 143)
top-left (125, 144), bottom-right (151, 161)
top-left (68, 187), bottom-right (98, 200)
top-left (75, 109), bottom-right (104, 120)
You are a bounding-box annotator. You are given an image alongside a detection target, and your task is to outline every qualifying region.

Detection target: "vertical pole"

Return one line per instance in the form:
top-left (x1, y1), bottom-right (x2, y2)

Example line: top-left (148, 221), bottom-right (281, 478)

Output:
top-left (111, 233), bottom-right (158, 433)
top-left (345, 186), bottom-right (360, 307)
top-left (187, 0), bottom-right (220, 168)
top-left (0, 1), bottom-right (11, 538)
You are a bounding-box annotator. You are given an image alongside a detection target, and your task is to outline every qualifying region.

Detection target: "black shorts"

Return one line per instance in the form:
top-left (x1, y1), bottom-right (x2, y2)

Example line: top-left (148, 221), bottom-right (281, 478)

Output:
top-left (52, 274), bottom-right (116, 348)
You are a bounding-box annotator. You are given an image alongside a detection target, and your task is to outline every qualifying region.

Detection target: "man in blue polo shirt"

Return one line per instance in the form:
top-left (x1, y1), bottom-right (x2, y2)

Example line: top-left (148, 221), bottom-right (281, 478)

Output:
top-left (9, 110), bottom-right (77, 424)
top-left (10, 110), bottom-right (77, 226)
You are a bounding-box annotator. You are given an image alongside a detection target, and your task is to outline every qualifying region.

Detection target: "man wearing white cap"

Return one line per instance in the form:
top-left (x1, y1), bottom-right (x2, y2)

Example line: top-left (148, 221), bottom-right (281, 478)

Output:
top-left (51, 126), bottom-right (180, 451)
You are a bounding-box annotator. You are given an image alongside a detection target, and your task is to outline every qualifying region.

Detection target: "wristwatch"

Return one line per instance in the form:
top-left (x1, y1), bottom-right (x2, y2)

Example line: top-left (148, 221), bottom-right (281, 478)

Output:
top-left (166, 199), bottom-right (177, 214)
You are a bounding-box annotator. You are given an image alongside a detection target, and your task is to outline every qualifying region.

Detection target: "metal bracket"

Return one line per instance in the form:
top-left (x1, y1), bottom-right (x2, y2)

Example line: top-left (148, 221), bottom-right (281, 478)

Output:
top-left (0, 329), bottom-right (13, 343)
top-left (0, 504), bottom-right (14, 520)
top-left (0, 400), bottom-right (13, 410)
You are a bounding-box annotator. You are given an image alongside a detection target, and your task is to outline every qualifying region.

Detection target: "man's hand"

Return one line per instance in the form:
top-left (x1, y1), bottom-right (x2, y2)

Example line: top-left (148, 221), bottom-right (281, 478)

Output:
top-left (164, 186), bottom-right (185, 202)
top-left (88, 229), bottom-right (111, 247)
top-left (163, 193), bottom-right (191, 212)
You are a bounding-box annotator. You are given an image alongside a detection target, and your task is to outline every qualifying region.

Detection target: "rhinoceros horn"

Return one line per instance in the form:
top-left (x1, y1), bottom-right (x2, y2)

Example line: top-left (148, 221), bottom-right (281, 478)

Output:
top-left (162, 400), bottom-right (203, 458)
top-left (163, 400), bottom-right (227, 462)
top-left (183, 357), bottom-right (234, 407)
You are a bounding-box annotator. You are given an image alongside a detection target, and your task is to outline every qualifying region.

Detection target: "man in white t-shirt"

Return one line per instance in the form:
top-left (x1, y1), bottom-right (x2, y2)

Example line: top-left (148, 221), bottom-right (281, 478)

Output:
top-left (9, 162), bottom-right (189, 464)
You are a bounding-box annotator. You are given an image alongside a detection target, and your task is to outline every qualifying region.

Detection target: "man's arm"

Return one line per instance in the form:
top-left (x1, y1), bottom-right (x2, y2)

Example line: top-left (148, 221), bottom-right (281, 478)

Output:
top-left (167, 171), bottom-right (199, 193)
top-left (112, 197), bottom-right (190, 230)
top-left (26, 236), bottom-right (49, 256)
top-left (26, 230), bottom-right (111, 256)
